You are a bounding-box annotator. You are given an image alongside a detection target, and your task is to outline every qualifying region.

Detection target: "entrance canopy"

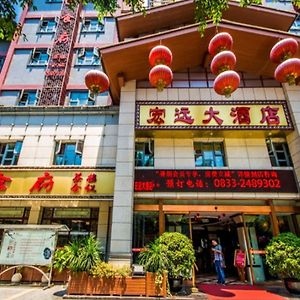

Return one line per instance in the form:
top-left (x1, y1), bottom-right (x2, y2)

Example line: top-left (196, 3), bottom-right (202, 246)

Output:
top-left (0, 224), bottom-right (69, 231)
top-left (101, 20), bottom-right (300, 104)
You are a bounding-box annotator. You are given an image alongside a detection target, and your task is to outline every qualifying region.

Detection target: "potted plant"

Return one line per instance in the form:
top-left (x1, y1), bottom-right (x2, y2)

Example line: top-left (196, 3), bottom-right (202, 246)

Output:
top-left (266, 232), bottom-right (300, 294)
top-left (53, 235), bottom-right (102, 294)
top-left (139, 232), bottom-right (195, 294)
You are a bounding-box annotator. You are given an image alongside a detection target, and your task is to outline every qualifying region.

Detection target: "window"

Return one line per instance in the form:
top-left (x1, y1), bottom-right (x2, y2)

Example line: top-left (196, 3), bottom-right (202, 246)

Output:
top-left (0, 56), bottom-right (4, 72)
top-left (0, 142), bottom-right (23, 165)
top-left (194, 142), bottom-right (225, 167)
top-left (28, 49), bottom-right (49, 66)
top-left (266, 138), bottom-right (293, 167)
top-left (76, 48), bottom-right (100, 65)
top-left (135, 140), bottom-right (154, 167)
top-left (69, 91), bottom-right (95, 106)
top-left (18, 90), bottom-right (40, 106)
top-left (41, 207), bottom-right (98, 246)
top-left (38, 19), bottom-right (56, 33)
top-left (54, 141), bottom-right (83, 165)
top-left (82, 18), bottom-right (104, 32)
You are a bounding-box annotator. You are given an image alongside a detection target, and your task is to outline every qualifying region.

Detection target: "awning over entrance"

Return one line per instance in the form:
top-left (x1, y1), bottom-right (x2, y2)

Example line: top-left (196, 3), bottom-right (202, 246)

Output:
top-left (116, 0), bottom-right (296, 41)
top-left (100, 20), bottom-right (300, 104)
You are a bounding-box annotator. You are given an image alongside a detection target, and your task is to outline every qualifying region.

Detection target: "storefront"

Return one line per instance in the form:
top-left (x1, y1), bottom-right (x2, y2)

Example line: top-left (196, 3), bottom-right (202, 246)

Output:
top-left (0, 169), bottom-right (114, 253)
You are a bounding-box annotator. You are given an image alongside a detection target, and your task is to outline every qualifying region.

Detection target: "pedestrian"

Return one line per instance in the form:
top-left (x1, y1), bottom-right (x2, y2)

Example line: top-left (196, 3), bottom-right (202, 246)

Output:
top-left (211, 239), bottom-right (226, 284)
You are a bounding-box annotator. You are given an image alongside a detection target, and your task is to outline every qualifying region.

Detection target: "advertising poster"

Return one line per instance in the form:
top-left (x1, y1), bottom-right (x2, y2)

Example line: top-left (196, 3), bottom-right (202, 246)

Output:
top-left (0, 229), bottom-right (56, 266)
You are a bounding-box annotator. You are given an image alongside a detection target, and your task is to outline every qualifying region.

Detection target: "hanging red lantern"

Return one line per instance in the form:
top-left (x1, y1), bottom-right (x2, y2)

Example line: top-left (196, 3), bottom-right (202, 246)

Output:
top-left (274, 58), bottom-right (300, 85)
top-left (213, 70), bottom-right (240, 98)
top-left (85, 70), bottom-right (110, 94)
top-left (149, 45), bottom-right (173, 67)
top-left (149, 64), bottom-right (173, 91)
top-left (270, 38), bottom-right (298, 63)
top-left (208, 32), bottom-right (233, 56)
top-left (210, 51), bottom-right (236, 75)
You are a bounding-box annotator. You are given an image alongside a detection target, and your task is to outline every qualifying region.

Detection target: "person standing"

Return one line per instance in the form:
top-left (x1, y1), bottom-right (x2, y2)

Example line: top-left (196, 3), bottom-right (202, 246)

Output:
top-left (211, 239), bottom-right (226, 284)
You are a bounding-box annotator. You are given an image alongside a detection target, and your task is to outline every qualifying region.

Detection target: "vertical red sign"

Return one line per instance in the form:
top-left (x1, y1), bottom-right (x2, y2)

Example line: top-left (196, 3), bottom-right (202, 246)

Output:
top-left (38, 1), bottom-right (81, 106)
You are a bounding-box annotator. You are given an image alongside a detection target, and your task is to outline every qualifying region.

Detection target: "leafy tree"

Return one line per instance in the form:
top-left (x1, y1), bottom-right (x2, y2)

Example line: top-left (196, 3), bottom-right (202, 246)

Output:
top-left (1, 0), bottom-right (300, 41)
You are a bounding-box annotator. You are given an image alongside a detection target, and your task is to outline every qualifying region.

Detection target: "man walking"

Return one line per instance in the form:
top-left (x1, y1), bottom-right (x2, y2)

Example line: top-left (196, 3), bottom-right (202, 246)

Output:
top-left (211, 239), bottom-right (226, 284)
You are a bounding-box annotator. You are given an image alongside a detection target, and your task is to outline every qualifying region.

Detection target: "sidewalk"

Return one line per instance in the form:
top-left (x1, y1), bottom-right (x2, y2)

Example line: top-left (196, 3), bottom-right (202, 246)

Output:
top-left (0, 280), bottom-right (299, 300)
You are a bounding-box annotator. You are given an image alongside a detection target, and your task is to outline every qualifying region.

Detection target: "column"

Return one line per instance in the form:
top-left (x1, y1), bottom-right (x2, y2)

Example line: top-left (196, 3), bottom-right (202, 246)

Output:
top-left (284, 83), bottom-right (300, 187)
top-left (109, 80), bottom-right (136, 266)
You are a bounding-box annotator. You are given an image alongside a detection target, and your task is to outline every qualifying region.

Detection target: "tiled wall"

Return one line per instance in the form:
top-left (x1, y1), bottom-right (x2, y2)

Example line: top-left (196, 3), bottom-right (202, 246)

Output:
top-left (0, 113), bottom-right (118, 167)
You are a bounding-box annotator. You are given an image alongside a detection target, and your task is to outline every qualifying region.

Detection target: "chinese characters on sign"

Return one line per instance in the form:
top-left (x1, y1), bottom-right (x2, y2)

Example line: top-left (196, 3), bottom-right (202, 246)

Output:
top-left (39, 0), bottom-right (80, 106)
top-left (137, 101), bottom-right (292, 130)
top-left (134, 169), bottom-right (298, 193)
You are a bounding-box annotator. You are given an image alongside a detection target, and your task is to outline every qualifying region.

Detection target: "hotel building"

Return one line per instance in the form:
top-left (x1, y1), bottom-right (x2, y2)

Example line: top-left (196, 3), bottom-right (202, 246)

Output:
top-left (0, 0), bottom-right (300, 283)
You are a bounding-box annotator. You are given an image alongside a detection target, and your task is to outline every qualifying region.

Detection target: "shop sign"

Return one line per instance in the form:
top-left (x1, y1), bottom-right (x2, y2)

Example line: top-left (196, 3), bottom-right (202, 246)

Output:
top-left (135, 101), bottom-right (293, 130)
top-left (0, 170), bottom-right (114, 196)
top-left (134, 169), bottom-right (298, 193)
top-left (39, 1), bottom-right (80, 106)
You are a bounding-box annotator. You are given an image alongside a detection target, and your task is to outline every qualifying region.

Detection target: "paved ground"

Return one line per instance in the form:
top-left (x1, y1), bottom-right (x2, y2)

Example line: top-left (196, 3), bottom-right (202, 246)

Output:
top-left (0, 282), bottom-right (299, 300)
top-left (0, 284), bottom-right (66, 300)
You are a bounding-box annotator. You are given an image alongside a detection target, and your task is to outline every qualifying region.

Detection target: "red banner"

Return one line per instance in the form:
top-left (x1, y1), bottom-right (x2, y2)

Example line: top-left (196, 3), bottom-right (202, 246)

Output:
top-left (134, 169), bottom-right (298, 193)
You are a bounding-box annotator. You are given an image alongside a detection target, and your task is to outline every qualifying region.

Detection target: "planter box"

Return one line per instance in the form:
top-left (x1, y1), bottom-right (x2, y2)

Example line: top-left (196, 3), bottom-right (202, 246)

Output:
top-left (52, 269), bottom-right (69, 283)
top-left (0, 266), bottom-right (15, 281)
top-left (68, 272), bottom-right (167, 297)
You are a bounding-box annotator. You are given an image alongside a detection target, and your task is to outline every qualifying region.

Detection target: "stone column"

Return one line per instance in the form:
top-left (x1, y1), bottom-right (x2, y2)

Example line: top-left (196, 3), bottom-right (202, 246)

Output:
top-left (28, 203), bottom-right (41, 224)
top-left (283, 83), bottom-right (300, 187)
top-left (97, 202), bottom-right (110, 257)
top-left (109, 80), bottom-right (136, 266)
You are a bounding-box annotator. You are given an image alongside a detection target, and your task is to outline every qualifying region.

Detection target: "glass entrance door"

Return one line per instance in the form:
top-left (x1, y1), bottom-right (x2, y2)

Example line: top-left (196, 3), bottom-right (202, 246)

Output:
top-left (244, 215), bottom-right (273, 283)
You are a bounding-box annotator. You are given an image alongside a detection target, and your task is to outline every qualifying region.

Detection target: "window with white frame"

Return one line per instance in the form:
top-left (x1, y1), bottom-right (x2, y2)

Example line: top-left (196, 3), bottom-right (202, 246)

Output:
top-left (18, 90), bottom-right (40, 106)
top-left (266, 138), bottom-right (293, 167)
top-left (38, 19), bottom-right (57, 33)
top-left (28, 49), bottom-right (50, 66)
top-left (82, 18), bottom-right (104, 33)
top-left (54, 141), bottom-right (83, 166)
top-left (194, 142), bottom-right (226, 167)
top-left (68, 91), bottom-right (95, 106)
top-left (76, 48), bottom-right (100, 65)
top-left (135, 140), bottom-right (154, 167)
top-left (0, 142), bottom-right (23, 165)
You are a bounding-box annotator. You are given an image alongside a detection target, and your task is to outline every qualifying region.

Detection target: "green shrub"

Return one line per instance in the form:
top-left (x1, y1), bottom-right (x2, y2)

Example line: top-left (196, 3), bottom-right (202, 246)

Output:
top-left (53, 235), bottom-right (102, 273)
top-left (138, 232), bottom-right (195, 280)
top-left (90, 261), bottom-right (132, 278)
top-left (266, 232), bottom-right (300, 280)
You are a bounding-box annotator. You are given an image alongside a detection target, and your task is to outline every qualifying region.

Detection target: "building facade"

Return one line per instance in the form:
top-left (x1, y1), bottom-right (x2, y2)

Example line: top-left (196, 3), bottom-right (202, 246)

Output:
top-left (0, 0), bottom-right (300, 284)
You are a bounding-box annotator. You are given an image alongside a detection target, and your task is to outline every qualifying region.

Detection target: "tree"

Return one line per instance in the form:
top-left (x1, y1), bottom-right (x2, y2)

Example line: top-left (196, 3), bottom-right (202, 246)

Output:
top-left (1, 0), bottom-right (300, 41)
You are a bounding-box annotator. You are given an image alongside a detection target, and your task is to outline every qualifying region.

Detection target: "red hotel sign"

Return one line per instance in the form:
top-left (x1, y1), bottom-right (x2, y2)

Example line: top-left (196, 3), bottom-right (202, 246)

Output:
top-left (134, 169), bottom-right (298, 193)
top-left (135, 101), bottom-right (293, 130)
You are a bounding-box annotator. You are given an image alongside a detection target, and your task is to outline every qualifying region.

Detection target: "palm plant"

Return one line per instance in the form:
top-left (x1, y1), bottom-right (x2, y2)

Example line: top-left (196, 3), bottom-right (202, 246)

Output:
top-left (53, 235), bottom-right (102, 273)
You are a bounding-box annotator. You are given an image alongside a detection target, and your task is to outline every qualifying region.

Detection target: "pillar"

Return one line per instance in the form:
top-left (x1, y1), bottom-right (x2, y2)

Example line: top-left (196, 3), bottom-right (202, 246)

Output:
top-left (109, 80), bottom-right (136, 266)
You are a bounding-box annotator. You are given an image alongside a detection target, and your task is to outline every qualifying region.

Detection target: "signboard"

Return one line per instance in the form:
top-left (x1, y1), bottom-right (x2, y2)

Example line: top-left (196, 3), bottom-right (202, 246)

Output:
top-left (134, 169), bottom-right (298, 193)
top-left (0, 230), bottom-right (56, 266)
top-left (135, 101), bottom-right (293, 130)
top-left (0, 170), bottom-right (114, 195)
top-left (39, 1), bottom-right (81, 105)
top-left (234, 250), bottom-right (246, 268)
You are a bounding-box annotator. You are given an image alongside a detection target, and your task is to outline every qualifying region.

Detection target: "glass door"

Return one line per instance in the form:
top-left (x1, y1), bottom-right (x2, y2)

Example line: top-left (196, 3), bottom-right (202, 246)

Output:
top-left (244, 215), bottom-right (273, 283)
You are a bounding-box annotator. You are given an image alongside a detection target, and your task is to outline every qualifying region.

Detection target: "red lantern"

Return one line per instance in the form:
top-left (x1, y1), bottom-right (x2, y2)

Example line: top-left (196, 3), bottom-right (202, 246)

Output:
top-left (149, 45), bottom-right (173, 67)
top-left (85, 70), bottom-right (110, 94)
top-left (149, 64), bottom-right (173, 91)
top-left (270, 38), bottom-right (298, 63)
top-left (213, 70), bottom-right (240, 98)
top-left (208, 32), bottom-right (233, 56)
top-left (210, 51), bottom-right (236, 75)
top-left (274, 58), bottom-right (300, 85)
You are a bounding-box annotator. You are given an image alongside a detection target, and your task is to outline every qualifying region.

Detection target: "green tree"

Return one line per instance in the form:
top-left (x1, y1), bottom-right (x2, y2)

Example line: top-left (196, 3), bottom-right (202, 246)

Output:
top-left (1, 0), bottom-right (300, 41)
